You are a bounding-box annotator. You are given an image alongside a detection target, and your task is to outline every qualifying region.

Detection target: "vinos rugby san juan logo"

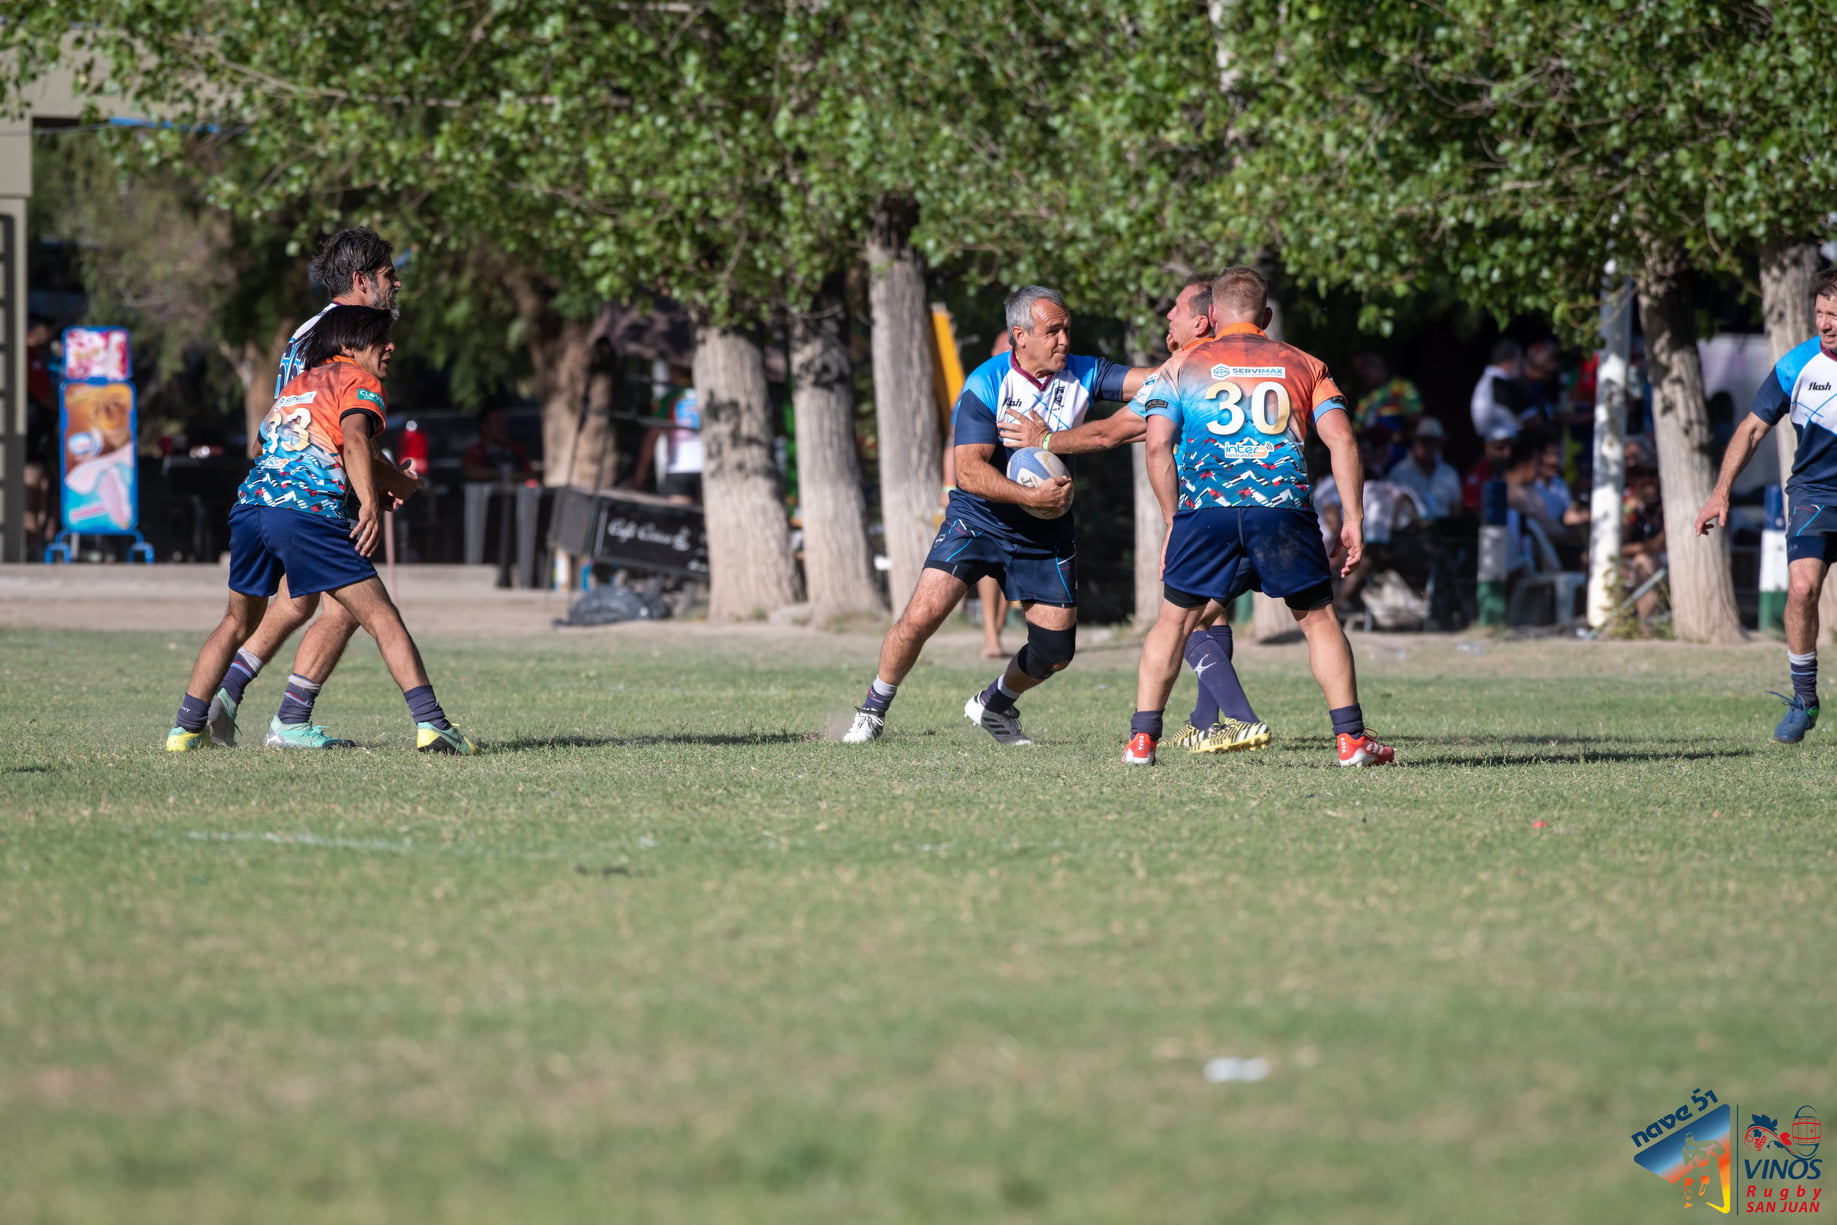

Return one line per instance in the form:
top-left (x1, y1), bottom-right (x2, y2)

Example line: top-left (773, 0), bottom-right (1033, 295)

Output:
top-left (1630, 1090), bottom-right (1822, 1214)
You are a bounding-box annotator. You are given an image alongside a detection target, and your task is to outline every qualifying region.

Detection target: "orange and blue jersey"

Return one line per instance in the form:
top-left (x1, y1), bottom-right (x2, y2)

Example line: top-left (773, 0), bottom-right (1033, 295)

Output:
top-left (237, 356), bottom-right (386, 520)
top-left (1127, 323), bottom-right (1346, 511)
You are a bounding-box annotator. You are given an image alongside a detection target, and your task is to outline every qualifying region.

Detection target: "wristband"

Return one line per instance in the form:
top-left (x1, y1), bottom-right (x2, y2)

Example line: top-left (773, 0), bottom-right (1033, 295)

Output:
top-left (942, 484), bottom-right (957, 493)
top-left (1041, 432), bottom-right (1053, 453)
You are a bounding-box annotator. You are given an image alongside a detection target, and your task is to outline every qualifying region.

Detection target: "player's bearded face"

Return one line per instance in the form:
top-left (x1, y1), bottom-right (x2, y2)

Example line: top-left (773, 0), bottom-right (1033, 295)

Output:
top-left (360, 266), bottom-right (403, 319)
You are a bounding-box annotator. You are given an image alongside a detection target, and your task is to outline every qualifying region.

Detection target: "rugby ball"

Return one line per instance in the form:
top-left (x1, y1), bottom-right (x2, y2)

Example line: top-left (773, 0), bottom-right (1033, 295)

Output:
top-left (1007, 446), bottom-right (1071, 520)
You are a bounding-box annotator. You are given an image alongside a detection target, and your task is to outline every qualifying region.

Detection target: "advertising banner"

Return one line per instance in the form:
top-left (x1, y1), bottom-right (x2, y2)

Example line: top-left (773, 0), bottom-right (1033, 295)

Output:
top-left (59, 381), bottom-right (139, 533)
top-left (62, 326), bottom-right (132, 382)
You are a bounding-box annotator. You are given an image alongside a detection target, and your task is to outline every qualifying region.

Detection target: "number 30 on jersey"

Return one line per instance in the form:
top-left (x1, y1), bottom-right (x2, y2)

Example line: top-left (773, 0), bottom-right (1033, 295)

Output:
top-left (1202, 379), bottom-right (1292, 437)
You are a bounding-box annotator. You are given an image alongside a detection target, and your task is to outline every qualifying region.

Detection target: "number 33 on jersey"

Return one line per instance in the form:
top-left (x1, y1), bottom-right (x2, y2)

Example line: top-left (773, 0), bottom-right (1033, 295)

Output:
top-left (1126, 321), bottom-right (1346, 511)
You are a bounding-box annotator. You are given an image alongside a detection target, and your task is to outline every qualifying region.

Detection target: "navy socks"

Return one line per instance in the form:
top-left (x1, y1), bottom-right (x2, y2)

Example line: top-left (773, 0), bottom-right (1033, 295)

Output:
top-left (221, 648), bottom-right (263, 705)
top-left (861, 677), bottom-right (898, 715)
top-left (1789, 650), bottom-right (1818, 708)
top-left (1131, 709), bottom-right (1165, 740)
top-left (176, 694), bottom-right (210, 733)
top-left (1329, 703), bottom-right (1364, 738)
top-left (277, 674), bottom-right (322, 726)
top-left (980, 676), bottom-right (1021, 715)
top-left (1184, 625), bottom-right (1258, 726)
top-left (404, 684), bottom-right (451, 730)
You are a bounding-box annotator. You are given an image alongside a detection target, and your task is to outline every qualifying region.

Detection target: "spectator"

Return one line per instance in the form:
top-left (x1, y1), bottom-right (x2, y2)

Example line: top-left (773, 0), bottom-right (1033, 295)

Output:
top-left (1387, 417), bottom-right (1462, 521)
top-left (1315, 428), bottom-right (1426, 615)
top-left (633, 370), bottom-right (703, 504)
top-left (1536, 438), bottom-right (1590, 530)
top-left (462, 408), bottom-right (537, 483)
top-left (1504, 433), bottom-right (1582, 553)
top-left (1621, 465), bottom-right (1666, 619)
top-left (1515, 338), bottom-right (1562, 430)
top-left (1461, 426), bottom-right (1517, 516)
top-left (24, 317), bottom-right (57, 551)
top-left (1352, 351), bottom-right (1424, 436)
top-left (1470, 338), bottom-right (1524, 441)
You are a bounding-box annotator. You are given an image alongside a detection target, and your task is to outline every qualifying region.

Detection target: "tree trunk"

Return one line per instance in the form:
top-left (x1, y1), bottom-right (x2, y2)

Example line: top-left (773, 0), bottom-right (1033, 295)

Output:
top-left (694, 323), bottom-right (802, 619)
top-left (1759, 240), bottom-right (1837, 639)
top-left (1636, 248), bottom-right (1743, 644)
top-left (223, 318), bottom-right (296, 457)
top-left (1586, 276), bottom-right (1633, 626)
top-left (867, 195), bottom-right (943, 609)
top-left (790, 288), bottom-right (886, 622)
top-left (505, 269), bottom-right (595, 488)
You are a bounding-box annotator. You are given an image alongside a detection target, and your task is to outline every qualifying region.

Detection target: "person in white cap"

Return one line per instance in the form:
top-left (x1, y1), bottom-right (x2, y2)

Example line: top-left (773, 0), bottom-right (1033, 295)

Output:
top-left (1386, 417), bottom-right (1463, 520)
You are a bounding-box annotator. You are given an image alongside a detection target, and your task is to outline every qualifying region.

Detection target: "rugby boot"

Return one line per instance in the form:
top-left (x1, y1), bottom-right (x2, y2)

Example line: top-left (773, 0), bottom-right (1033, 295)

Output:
top-left (206, 687), bottom-right (240, 747)
top-left (1770, 692), bottom-right (1819, 743)
top-left (1336, 730), bottom-right (1396, 767)
top-left (842, 708), bottom-right (886, 743)
top-left (165, 727), bottom-right (208, 752)
top-left (265, 718), bottom-right (358, 750)
top-left (416, 722), bottom-right (480, 755)
top-left (1170, 720), bottom-right (1203, 750)
top-left (964, 694), bottom-right (1033, 746)
top-left (1121, 731), bottom-right (1157, 765)
top-left (1193, 717), bottom-right (1273, 755)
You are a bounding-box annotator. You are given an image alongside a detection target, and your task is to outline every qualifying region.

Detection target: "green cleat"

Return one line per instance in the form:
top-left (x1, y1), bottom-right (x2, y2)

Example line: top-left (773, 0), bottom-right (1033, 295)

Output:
top-left (1192, 717), bottom-right (1273, 755)
top-left (206, 688), bottom-right (240, 747)
top-left (263, 718), bottom-right (357, 750)
top-left (165, 726), bottom-right (207, 752)
top-left (416, 722), bottom-right (479, 755)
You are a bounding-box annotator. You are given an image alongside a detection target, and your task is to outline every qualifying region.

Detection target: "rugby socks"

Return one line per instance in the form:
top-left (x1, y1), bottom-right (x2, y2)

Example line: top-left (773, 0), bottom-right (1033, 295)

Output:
top-left (276, 673), bottom-right (323, 726)
top-left (1130, 709), bottom-right (1165, 740)
top-left (979, 676), bottom-right (1022, 716)
top-left (404, 685), bottom-right (452, 731)
top-left (1329, 703), bottom-right (1365, 739)
top-left (175, 693), bottom-right (211, 734)
top-left (1789, 650), bottom-right (1819, 708)
top-left (221, 648), bottom-right (264, 704)
top-left (861, 676), bottom-right (898, 715)
top-left (1184, 625), bottom-right (1258, 725)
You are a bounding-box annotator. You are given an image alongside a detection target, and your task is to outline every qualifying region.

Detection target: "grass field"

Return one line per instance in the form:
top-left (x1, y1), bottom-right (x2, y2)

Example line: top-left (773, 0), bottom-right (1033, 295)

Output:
top-left (2, 623), bottom-right (1833, 1223)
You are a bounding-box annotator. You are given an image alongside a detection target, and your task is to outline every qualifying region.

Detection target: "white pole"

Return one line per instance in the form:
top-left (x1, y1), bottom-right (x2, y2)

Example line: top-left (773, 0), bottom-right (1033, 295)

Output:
top-left (1586, 273), bottom-right (1633, 627)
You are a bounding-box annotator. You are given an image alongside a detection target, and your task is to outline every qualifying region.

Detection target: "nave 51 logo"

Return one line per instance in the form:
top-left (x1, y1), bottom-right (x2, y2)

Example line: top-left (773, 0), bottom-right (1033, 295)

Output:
top-left (1631, 1090), bottom-right (1821, 1214)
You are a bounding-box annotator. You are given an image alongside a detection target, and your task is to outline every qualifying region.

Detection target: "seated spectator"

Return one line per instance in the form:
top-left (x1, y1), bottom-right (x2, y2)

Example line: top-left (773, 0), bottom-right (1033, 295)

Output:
top-left (462, 408), bottom-right (538, 483)
top-left (1470, 339), bottom-right (1525, 441)
top-left (1504, 433), bottom-right (1583, 554)
top-left (1622, 465), bottom-right (1666, 618)
top-left (1461, 427), bottom-right (1517, 516)
top-left (1316, 429), bottom-right (1427, 615)
top-left (1536, 438), bottom-right (1591, 530)
top-left (1387, 418), bottom-right (1462, 520)
top-left (1352, 351), bottom-right (1424, 440)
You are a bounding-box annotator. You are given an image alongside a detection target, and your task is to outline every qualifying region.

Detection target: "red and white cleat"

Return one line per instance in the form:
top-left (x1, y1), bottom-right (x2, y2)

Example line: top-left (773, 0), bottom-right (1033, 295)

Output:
top-left (1121, 732), bottom-right (1158, 765)
top-left (1337, 730), bottom-right (1396, 767)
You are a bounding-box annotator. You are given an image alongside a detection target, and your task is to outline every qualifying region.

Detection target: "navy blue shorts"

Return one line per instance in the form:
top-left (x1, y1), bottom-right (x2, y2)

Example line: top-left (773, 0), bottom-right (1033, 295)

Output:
top-left (922, 517), bottom-right (1076, 607)
top-left (1787, 504), bottom-right (1837, 565)
top-left (228, 503), bottom-right (377, 598)
top-left (1161, 505), bottom-right (1334, 610)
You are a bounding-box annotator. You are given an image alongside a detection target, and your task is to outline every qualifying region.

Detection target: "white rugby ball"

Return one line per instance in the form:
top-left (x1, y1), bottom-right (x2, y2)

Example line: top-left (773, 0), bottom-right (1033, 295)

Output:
top-left (1007, 446), bottom-right (1071, 520)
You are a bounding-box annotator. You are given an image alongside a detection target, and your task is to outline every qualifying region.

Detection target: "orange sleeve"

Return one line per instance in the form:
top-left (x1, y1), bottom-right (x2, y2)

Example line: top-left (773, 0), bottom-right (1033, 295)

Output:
top-left (332, 368), bottom-right (387, 441)
top-left (1307, 354), bottom-right (1344, 411)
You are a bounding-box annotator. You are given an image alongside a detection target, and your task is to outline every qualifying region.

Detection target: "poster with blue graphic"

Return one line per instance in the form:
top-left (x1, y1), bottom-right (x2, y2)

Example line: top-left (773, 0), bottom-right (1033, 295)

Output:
top-left (58, 380), bottom-right (139, 534)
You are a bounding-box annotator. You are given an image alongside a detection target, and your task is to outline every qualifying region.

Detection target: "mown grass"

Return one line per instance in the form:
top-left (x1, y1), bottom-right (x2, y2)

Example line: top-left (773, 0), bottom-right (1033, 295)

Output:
top-left (0, 626), bottom-right (1832, 1224)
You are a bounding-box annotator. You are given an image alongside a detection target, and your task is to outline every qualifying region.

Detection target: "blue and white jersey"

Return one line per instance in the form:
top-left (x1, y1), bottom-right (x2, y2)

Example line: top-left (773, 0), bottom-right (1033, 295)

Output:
top-left (946, 352), bottom-right (1130, 541)
top-left (1751, 338), bottom-right (1837, 506)
top-left (274, 303), bottom-right (340, 397)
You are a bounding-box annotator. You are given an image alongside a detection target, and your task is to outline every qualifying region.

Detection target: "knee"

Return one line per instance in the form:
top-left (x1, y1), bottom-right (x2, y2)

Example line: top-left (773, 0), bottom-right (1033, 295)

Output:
top-left (1017, 622), bottom-right (1076, 678)
top-left (1788, 572), bottom-right (1822, 606)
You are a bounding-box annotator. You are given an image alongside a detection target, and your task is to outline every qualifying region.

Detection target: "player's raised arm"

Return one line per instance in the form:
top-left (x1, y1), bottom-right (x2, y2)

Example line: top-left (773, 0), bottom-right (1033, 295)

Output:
top-left (1696, 411), bottom-right (1772, 535)
top-left (1316, 401), bottom-right (1364, 574)
top-left (999, 407), bottom-right (1145, 455)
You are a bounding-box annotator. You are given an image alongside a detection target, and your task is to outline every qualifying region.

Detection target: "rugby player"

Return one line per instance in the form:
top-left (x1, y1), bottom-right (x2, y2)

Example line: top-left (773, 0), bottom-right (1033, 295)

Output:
top-left (999, 273), bottom-right (1271, 755)
top-left (843, 286), bottom-right (1149, 744)
top-left (1694, 266), bottom-right (1837, 743)
top-left (167, 307), bottom-right (477, 754)
top-left (205, 228), bottom-right (402, 747)
top-left (1118, 267), bottom-right (1395, 767)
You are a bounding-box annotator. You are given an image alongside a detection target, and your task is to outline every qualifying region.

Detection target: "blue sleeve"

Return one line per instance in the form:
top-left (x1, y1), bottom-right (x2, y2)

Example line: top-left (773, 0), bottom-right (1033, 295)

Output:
top-left (1313, 396), bottom-right (1348, 420)
top-left (1065, 354), bottom-right (1130, 402)
top-left (953, 389), bottom-right (997, 447)
top-left (1750, 339), bottom-right (1815, 425)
